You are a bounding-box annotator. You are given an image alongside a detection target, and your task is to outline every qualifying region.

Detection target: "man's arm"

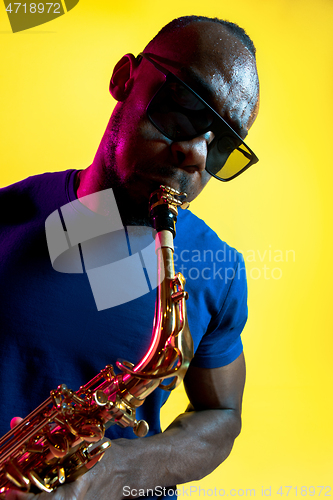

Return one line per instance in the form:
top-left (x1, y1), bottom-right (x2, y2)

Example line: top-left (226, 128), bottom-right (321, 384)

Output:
top-left (130, 351), bottom-right (246, 483)
top-left (12, 353), bottom-right (245, 500)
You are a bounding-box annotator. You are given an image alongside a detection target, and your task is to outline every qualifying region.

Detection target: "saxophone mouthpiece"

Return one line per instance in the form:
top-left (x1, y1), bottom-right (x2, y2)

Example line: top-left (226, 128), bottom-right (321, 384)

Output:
top-left (149, 185), bottom-right (188, 236)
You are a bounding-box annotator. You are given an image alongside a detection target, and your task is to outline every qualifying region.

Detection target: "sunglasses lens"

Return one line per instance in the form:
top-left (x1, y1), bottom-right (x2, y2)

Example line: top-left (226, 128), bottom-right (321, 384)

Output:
top-left (147, 80), bottom-right (215, 140)
top-left (206, 137), bottom-right (255, 181)
top-left (147, 76), bottom-right (258, 181)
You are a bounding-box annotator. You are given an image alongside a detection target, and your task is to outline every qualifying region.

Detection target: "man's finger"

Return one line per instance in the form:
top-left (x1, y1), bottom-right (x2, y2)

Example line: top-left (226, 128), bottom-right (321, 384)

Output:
top-left (10, 417), bottom-right (23, 429)
top-left (5, 489), bottom-right (34, 500)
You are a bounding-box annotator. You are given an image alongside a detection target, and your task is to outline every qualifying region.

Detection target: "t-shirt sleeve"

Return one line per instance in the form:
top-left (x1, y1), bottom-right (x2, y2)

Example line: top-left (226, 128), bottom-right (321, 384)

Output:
top-left (191, 252), bottom-right (247, 368)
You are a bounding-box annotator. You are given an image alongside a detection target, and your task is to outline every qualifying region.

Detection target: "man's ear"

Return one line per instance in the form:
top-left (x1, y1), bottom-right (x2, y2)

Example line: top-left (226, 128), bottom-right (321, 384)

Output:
top-left (109, 53), bottom-right (138, 101)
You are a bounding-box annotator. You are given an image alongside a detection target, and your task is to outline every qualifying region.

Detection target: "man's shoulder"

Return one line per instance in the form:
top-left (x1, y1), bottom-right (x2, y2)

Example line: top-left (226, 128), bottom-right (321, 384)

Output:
top-left (0, 170), bottom-right (75, 224)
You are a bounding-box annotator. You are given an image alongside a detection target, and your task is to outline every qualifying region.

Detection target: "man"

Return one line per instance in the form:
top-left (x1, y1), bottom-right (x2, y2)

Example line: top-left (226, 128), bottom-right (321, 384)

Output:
top-left (0, 15), bottom-right (259, 500)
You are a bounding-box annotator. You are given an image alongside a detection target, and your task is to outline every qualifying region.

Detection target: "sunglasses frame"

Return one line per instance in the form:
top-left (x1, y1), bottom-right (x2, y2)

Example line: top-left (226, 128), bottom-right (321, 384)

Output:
top-left (138, 52), bottom-right (259, 182)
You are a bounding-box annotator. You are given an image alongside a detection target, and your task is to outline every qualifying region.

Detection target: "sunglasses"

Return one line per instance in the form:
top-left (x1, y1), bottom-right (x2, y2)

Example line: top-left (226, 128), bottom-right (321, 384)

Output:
top-left (138, 52), bottom-right (258, 182)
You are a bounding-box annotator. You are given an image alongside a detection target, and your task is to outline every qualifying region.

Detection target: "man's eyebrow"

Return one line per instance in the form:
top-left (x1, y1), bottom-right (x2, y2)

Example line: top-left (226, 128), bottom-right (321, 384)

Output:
top-left (180, 66), bottom-right (216, 101)
top-left (144, 53), bottom-right (216, 100)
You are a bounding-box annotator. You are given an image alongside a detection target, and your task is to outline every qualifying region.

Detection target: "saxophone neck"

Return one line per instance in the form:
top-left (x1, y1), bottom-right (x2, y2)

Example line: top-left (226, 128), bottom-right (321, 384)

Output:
top-left (151, 185), bottom-right (187, 280)
top-left (155, 230), bottom-right (175, 259)
top-left (116, 186), bottom-right (192, 395)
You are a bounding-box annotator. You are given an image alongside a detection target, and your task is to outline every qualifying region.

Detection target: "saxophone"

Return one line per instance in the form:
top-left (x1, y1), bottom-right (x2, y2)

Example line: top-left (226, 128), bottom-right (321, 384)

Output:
top-left (0, 185), bottom-right (193, 497)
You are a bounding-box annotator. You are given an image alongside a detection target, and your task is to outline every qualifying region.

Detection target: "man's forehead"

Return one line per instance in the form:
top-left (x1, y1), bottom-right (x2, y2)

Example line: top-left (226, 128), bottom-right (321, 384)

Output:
top-left (148, 21), bottom-right (258, 98)
top-left (148, 21), bottom-right (254, 72)
top-left (146, 23), bottom-right (259, 134)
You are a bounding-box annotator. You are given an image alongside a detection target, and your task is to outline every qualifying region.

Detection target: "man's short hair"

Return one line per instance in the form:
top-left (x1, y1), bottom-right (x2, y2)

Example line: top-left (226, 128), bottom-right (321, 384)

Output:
top-left (145, 15), bottom-right (256, 59)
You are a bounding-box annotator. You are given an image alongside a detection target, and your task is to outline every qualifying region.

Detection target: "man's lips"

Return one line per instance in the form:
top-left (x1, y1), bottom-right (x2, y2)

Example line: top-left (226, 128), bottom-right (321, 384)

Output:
top-left (134, 170), bottom-right (192, 194)
top-left (135, 163), bottom-right (202, 182)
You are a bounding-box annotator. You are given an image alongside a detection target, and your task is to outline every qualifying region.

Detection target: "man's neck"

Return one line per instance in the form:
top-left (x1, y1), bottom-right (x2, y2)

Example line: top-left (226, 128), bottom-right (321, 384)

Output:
top-left (75, 165), bottom-right (152, 227)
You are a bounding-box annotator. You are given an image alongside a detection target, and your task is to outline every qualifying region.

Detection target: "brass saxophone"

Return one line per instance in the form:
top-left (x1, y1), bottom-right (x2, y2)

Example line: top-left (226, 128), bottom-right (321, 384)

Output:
top-left (0, 185), bottom-right (193, 497)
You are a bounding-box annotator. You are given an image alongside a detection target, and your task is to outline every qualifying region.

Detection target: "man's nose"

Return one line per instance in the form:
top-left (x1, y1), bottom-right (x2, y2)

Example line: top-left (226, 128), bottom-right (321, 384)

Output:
top-left (170, 134), bottom-right (212, 172)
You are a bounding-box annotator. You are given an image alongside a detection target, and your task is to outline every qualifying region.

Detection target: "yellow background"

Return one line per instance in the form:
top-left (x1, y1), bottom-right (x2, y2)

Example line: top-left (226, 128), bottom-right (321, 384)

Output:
top-left (1, 0), bottom-right (332, 497)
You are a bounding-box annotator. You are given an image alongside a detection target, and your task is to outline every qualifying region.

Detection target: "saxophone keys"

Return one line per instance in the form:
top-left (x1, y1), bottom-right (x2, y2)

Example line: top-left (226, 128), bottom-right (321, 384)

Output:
top-left (47, 431), bottom-right (70, 458)
top-left (94, 390), bottom-right (108, 406)
top-left (86, 439), bottom-right (112, 461)
top-left (27, 470), bottom-right (54, 493)
top-left (133, 420), bottom-right (149, 437)
top-left (79, 440), bottom-right (112, 472)
top-left (76, 419), bottom-right (105, 443)
top-left (4, 461), bottom-right (30, 491)
top-left (58, 467), bottom-right (66, 484)
top-left (171, 290), bottom-right (189, 302)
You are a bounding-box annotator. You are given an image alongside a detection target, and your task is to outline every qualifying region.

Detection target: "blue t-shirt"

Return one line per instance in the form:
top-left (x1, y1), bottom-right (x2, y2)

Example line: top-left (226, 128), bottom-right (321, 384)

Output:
top-left (0, 170), bottom-right (247, 442)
